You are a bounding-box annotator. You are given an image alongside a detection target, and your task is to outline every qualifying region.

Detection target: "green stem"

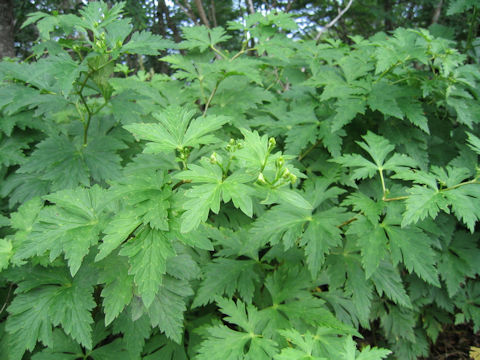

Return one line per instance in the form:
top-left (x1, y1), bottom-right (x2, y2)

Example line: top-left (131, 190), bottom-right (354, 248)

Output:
top-left (203, 78), bottom-right (222, 116)
top-left (77, 72), bottom-right (94, 145)
top-left (465, 6), bottom-right (478, 53)
top-left (298, 140), bottom-right (321, 161)
top-left (193, 62), bottom-right (208, 105)
top-left (383, 195), bottom-right (409, 202)
top-left (231, 47), bottom-right (256, 61)
top-left (442, 178), bottom-right (479, 191)
top-left (210, 45), bottom-right (228, 60)
top-left (374, 62), bottom-right (400, 83)
top-left (379, 168), bottom-right (387, 196)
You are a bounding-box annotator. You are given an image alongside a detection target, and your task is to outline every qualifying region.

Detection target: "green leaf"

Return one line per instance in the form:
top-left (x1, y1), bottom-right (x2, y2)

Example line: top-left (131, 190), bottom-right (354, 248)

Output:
top-left (276, 329), bottom-right (329, 360)
top-left (347, 217), bottom-right (388, 278)
top-left (196, 299), bottom-right (278, 360)
top-left (192, 258), bottom-right (260, 307)
top-left (342, 192), bottom-right (384, 224)
top-left (181, 26), bottom-right (231, 51)
top-left (335, 132), bottom-right (416, 181)
top-left (332, 97), bottom-right (366, 131)
top-left (447, 0), bottom-right (477, 15)
top-left (98, 255), bottom-right (134, 325)
top-left (147, 276), bottom-right (193, 343)
top-left (402, 186), bottom-right (449, 227)
top-left (14, 186), bottom-right (106, 276)
top-left (175, 163), bottom-right (256, 232)
top-left (118, 227), bottom-right (176, 307)
top-left (31, 329), bottom-right (82, 360)
top-left (466, 132), bottom-right (480, 155)
top-left (142, 334), bottom-right (188, 360)
top-left (301, 208), bottom-right (348, 277)
top-left (385, 225), bottom-right (439, 286)
top-left (0, 238), bottom-right (12, 271)
top-left (367, 82), bottom-right (403, 119)
top-left (122, 31), bottom-right (174, 55)
top-left (180, 183), bottom-right (222, 233)
top-left (125, 107), bottom-right (228, 153)
top-left (340, 336), bottom-right (391, 360)
top-left (251, 205), bottom-right (310, 246)
top-left (444, 184), bottom-right (480, 233)
top-left (370, 261), bottom-right (412, 308)
top-left (5, 265), bottom-right (96, 357)
top-left (113, 311), bottom-right (151, 360)
top-left (438, 231), bottom-right (480, 296)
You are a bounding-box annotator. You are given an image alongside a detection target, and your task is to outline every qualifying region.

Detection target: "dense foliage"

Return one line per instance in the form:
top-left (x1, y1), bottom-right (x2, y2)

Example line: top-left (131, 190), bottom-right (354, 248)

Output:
top-left (0, 2), bottom-right (479, 359)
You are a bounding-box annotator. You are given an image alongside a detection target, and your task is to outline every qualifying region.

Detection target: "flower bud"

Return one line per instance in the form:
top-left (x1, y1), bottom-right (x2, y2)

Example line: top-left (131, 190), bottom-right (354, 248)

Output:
top-left (276, 157), bottom-right (285, 168)
top-left (268, 137), bottom-right (276, 149)
top-left (257, 172), bottom-right (266, 184)
top-left (210, 152), bottom-right (218, 164)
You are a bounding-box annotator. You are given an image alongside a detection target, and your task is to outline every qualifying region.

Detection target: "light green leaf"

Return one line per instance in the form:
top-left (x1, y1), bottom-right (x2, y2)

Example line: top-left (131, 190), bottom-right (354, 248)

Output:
top-left (119, 227), bottom-right (176, 307)
top-left (122, 31), bottom-right (174, 55)
top-left (0, 238), bottom-right (12, 271)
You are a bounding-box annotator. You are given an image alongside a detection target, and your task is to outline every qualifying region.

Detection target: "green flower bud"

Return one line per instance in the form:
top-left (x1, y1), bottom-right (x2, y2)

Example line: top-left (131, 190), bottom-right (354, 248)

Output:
top-left (257, 172), bottom-right (267, 184)
top-left (210, 152), bottom-right (218, 164)
top-left (268, 137), bottom-right (276, 149)
top-left (276, 157), bottom-right (285, 168)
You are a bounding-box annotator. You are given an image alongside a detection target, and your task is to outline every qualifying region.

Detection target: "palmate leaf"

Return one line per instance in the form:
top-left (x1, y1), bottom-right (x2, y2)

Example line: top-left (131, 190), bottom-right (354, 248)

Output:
top-left (250, 205), bottom-right (310, 246)
top-left (367, 81), bottom-right (404, 119)
top-left (122, 31), bottom-right (174, 55)
top-left (438, 231), bottom-right (480, 297)
top-left (5, 265), bottom-right (96, 359)
top-left (112, 310), bottom-right (151, 360)
top-left (346, 217), bottom-right (388, 278)
top-left (342, 192), bottom-right (384, 224)
top-left (385, 225), bottom-right (439, 286)
top-left (30, 329), bottom-right (82, 360)
top-left (334, 132), bottom-right (417, 180)
top-left (96, 167), bottom-right (172, 261)
top-left (371, 260), bottom-right (412, 308)
top-left (14, 186), bottom-right (106, 276)
top-left (300, 207), bottom-right (350, 277)
top-left (397, 166), bottom-right (480, 231)
top-left (174, 162), bottom-right (255, 233)
top-left (444, 184), bottom-right (480, 233)
top-left (97, 255), bottom-right (134, 325)
top-left (147, 276), bottom-right (193, 343)
top-left (142, 334), bottom-right (188, 360)
top-left (196, 298), bottom-right (278, 360)
top-left (340, 337), bottom-right (391, 360)
top-left (260, 266), bottom-right (358, 337)
top-left (192, 258), bottom-right (260, 307)
top-left (466, 132), bottom-right (480, 154)
top-left (181, 26), bottom-right (231, 51)
top-left (275, 328), bottom-right (328, 360)
top-left (325, 251), bottom-right (374, 327)
top-left (13, 133), bottom-right (125, 197)
top-left (118, 226), bottom-right (176, 308)
top-left (0, 238), bottom-right (12, 271)
top-left (124, 106), bottom-right (229, 153)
